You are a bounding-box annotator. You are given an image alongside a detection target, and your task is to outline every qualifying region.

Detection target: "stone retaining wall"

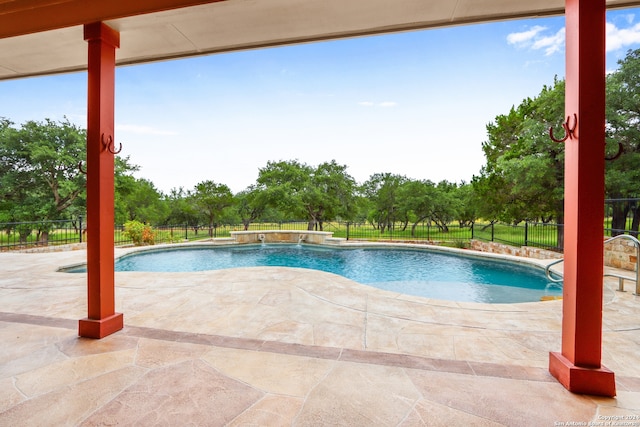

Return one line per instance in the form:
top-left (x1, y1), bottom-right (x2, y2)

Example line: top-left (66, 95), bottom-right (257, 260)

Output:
top-left (472, 239), bottom-right (638, 272)
top-left (470, 240), bottom-right (563, 260)
top-left (604, 238), bottom-right (639, 271)
top-left (19, 242), bottom-right (87, 253)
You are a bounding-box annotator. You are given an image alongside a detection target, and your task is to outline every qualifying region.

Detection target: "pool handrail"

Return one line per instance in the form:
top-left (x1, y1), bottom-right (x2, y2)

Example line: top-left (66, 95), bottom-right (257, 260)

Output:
top-left (545, 259), bottom-right (564, 284)
top-left (544, 234), bottom-right (640, 294)
top-left (603, 234), bottom-right (640, 294)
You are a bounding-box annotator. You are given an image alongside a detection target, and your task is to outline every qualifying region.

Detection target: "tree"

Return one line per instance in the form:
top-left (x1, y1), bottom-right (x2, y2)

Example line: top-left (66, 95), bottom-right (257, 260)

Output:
top-left (112, 156), bottom-right (168, 225)
top-left (0, 118), bottom-right (87, 241)
top-left (475, 78), bottom-right (566, 247)
top-left (305, 160), bottom-right (357, 229)
top-left (164, 187), bottom-right (200, 227)
top-left (234, 185), bottom-right (268, 230)
top-left (605, 48), bottom-right (640, 235)
top-left (360, 173), bottom-right (407, 232)
top-left (257, 159), bottom-right (312, 222)
top-left (257, 159), bottom-right (357, 230)
top-left (455, 182), bottom-right (478, 228)
top-left (124, 179), bottom-right (168, 224)
top-left (430, 181), bottom-right (461, 232)
top-left (192, 180), bottom-right (233, 236)
top-left (397, 179), bottom-right (437, 236)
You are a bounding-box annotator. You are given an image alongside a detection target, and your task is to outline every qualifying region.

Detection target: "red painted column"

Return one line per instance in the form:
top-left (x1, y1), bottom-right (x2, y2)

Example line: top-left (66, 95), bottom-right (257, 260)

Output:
top-left (548, 0), bottom-right (615, 396)
top-left (78, 22), bottom-right (124, 339)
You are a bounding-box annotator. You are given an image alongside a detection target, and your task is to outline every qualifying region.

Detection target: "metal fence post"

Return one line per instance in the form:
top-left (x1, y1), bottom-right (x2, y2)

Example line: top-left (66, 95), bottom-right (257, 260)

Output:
top-left (346, 222), bottom-right (350, 240)
top-left (471, 222), bottom-right (474, 240)
top-left (525, 221), bottom-right (529, 246)
top-left (185, 224), bottom-right (188, 241)
top-left (491, 222), bottom-right (495, 241)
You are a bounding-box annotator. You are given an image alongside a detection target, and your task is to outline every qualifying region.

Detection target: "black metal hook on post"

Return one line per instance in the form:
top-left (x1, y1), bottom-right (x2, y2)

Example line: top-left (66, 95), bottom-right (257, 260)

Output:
top-left (605, 142), bottom-right (624, 161)
top-left (78, 161), bottom-right (87, 175)
top-left (101, 133), bottom-right (122, 154)
top-left (549, 113), bottom-right (577, 143)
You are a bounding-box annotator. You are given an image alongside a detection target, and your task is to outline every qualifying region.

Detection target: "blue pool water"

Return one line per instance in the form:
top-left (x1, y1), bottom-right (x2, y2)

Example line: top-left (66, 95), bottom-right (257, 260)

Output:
top-left (82, 244), bottom-right (562, 304)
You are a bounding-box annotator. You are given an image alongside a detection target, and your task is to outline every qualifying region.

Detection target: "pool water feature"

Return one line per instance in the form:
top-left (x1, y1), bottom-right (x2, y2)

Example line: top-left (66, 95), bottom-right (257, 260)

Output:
top-left (90, 244), bottom-right (562, 304)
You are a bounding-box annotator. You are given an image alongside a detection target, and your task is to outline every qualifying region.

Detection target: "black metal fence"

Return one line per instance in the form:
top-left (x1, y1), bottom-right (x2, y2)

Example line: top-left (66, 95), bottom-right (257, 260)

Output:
top-left (1, 218), bottom-right (565, 252)
top-left (0, 220), bottom-right (213, 252)
top-left (605, 198), bottom-right (640, 237)
top-left (5, 199), bottom-right (639, 253)
top-left (471, 222), bottom-right (562, 252)
top-left (0, 219), bottom-right (84, 251)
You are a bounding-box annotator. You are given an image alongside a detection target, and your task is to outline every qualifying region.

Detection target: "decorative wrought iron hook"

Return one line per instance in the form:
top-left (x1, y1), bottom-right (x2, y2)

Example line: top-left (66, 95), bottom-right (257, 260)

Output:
top-left (78, 161), bottom-right (87, 175)
top-left (605, 142), bottom-right (624, 161)
top-left (549, 113), bottom-right (577, 143)
top-left (101, 133), bottom-right (122, 154)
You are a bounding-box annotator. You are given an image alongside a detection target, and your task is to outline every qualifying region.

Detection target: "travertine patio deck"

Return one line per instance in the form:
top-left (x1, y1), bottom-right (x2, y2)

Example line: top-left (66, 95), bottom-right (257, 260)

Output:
top-left (1, 245), bottom-right (640, 425)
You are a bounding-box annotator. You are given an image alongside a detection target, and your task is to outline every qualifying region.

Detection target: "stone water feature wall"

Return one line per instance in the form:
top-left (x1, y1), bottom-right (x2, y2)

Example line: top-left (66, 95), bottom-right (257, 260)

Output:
top-left (229, 230), bottom-right (340, 245)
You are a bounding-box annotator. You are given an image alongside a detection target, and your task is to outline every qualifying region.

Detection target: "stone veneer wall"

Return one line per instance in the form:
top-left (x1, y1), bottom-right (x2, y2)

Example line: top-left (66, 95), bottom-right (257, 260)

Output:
top-left (604, 238), bottom-right (639, 271)
top-left (471, 239), bottom-right (638, 272)
top-left (470, 240), bottom-right (563, 260)
top-left (19, 242), bottom-right (87, 253)
top-left (230, 230), bottom-right (332, 244)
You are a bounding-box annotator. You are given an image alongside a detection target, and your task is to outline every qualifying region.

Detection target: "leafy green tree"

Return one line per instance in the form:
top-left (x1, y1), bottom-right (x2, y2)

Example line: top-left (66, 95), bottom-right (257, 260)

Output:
top-left (430, 181), bottom-right (461, 232)
top-left (113, 156), bottom-right (168, 225)
top-left (360, 173), bottom-right (407, 233)
top-left (164, 187), bottom-right (200, 227)
top-left (234, 185), bottom-right (268, 230)
top-left (124, 179), bottom-right (167, 224)
top-left (397, 179), bottom-right (437, 236)
top-left (192, 180), bottom-right (233, 236)
top-left (114, 156), bottom-right (139, 224)
top-left (257, 159), bottom-right (357, 230)
top-left (307, 160), bottom-right (357, 229)
top-left (455, 182), bottom-right (478, 228)
top-left (0, 118), bottom-right (86, 241)
top-left (257, 160), bottom-right (313, 222)
top-left (475, 78), bottom-right (565, 247)
top-left (605, 48), bottom-right (640, 234)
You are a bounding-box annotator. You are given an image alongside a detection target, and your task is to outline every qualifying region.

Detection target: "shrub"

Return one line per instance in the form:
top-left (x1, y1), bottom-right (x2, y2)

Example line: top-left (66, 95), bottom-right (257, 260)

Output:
top-left (124, 220), bottom-right (155, 246)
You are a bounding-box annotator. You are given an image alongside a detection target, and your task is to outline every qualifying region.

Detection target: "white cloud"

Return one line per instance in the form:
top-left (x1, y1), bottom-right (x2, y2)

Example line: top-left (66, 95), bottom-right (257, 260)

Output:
top-left (509, 18), bottom-right (640, 57)
top-left (532, 28), bottom-right (566, 56)
top-left (507, 25), bottom-right (564, 56)
top-left (116, 124), bottom-right (178, 136)
top-left (606, 21), bottom-right (640, 52)
top-left (506, 25), bottom-right (547, 45)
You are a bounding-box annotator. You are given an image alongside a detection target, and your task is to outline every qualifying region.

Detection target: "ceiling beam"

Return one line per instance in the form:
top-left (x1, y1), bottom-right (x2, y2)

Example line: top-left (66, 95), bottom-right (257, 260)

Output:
top-left (0, 0), bottom-right (225, 39)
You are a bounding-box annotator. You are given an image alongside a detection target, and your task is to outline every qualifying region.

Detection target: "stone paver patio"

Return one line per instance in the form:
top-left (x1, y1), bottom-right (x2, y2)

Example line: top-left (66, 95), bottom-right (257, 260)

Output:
top-left (1, 244), bottom-right (640, 425)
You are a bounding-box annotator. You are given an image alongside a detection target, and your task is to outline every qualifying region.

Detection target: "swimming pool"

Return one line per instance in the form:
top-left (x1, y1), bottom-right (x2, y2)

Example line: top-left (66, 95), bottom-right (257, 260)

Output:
top-left (85, 244), bottom-right (562, 304)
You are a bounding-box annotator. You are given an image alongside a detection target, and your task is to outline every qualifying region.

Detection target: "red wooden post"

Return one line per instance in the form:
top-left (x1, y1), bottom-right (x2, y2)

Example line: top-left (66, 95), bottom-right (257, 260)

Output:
top-left (548, 0), bottom-right (615, 396)
top-left (78, 22), bottom-right (124, 339)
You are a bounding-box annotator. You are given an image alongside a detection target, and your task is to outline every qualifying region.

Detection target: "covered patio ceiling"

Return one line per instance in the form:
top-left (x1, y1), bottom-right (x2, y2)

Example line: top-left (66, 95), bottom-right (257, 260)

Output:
top-left (2, 0), bottom-right (640, 81)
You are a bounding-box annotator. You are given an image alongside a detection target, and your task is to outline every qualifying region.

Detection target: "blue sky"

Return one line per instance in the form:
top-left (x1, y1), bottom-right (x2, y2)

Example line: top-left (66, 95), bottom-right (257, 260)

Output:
top-left (3, 9), bottom-right (640, 194)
